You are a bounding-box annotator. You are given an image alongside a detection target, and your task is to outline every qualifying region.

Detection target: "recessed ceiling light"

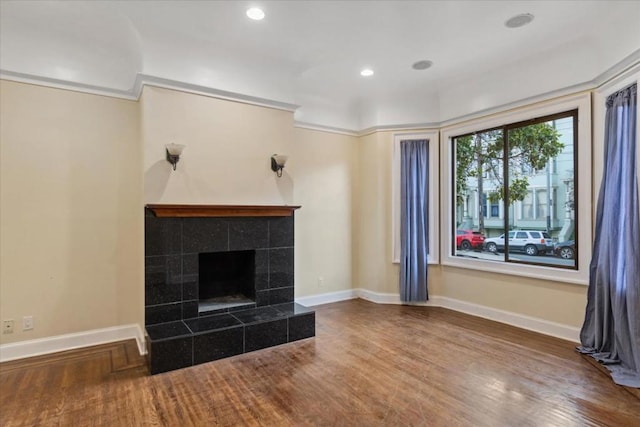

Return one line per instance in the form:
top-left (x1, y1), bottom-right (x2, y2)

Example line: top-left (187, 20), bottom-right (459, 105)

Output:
top-left (246, 7), bottom-right (265, 20)
top-left (412, 60), bottom-right (433, 70)
top-left (505, 13), bottom-right (534, 28)
top-left (360, 68), bottom-right (374, 77)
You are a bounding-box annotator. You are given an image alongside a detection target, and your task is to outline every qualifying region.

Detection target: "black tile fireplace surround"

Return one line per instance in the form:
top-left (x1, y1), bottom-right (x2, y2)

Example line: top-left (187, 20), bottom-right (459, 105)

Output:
top-left (144, 205), bottom-right (315, 374)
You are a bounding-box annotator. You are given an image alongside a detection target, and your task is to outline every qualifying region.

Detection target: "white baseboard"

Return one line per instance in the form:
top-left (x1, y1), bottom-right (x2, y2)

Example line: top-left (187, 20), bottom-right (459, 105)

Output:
top-left (0, 324), bottom-right (146, 363)
top-left (2, 290), bottom-right (579, 363)
top-left (296, 289), bottom-right (359, 307)
top-left (301, 288), bottom-right (580, 343)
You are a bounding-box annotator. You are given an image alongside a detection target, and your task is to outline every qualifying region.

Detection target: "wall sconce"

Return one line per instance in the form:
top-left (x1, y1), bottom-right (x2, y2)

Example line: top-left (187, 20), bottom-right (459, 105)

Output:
top-left (271, 154), bottom-right (288, 177)
top-left (166, 143), bottom-right (185, 170)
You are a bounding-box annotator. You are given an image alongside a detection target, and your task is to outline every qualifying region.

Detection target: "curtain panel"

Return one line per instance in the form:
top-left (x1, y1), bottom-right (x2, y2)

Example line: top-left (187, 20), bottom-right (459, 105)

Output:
top-left (579, 83), bottom-right (639, 388)
top-left (399, 139), bottom-right (429, 302)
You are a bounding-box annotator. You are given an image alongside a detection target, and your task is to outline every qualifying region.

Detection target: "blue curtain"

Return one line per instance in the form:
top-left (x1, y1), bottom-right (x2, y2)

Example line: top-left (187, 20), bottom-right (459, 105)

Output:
top-left (579, 83), bottom-right (639, 388)
top-left (400, 139), bottom-right (429, 302)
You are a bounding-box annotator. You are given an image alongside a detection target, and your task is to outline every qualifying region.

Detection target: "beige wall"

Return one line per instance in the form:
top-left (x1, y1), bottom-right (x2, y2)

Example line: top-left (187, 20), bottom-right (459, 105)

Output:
top-left (0, 80), bottom-right (143, 344)
top-left (140, 87), bottom-right (359, 298)
top-left (354, 129), bottom-right (588, 328)
top-left (141, 86), bottom-right (295, 205)
top-left (292, 128), bottom-right (358, 297)
top-left (355, 131), bottom-right (397, 294)
top-left (4, 70), bottom-right (633, 348)
top-left (0, 82), bottom-right (359, 347)
top-left (355, 130), bottom-right (445, 296)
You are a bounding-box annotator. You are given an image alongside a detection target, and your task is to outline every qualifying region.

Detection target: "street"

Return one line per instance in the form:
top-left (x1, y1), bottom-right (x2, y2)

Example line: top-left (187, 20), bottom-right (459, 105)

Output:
top-left (457, 249), bottom-right (576, 267)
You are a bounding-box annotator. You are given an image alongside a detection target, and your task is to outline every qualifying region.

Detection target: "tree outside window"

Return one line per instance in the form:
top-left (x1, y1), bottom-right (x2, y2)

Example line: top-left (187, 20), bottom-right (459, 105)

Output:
top-left (453, 111), bottom-right (577, 269)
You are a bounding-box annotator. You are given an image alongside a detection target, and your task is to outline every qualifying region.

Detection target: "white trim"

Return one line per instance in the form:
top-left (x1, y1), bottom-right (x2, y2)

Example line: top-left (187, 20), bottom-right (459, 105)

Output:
top-left (440, 92), bottom-right (592, 285)
top-left (0, 69), bottom-right (138, 100)
top-left (0, 70), bottom-right (299, 113)
top-left (0, 324), bottom-right (146, 363)
top-left (592, 49), bottom-right (640, 91)
top-left (295, 289), bottom-right (359, 307)
top-left (359, 122), bottom-right (442, 137)
top-left (293, 121), bottom-right (359, 137)
top-left (392, 131), bottom-right (440, 264)
top-left (432, 295), bottom-right (580, 343)
top-left (2, 50), bottom-right (637, 134)
top-left (319, 288), bottom-right (580, 343)
top-left (592, 69), bottom-right (640, 225)
top-left (0, 292), bottom-right (581, 363)
top-left (138, 74), bottom-right (299, 112)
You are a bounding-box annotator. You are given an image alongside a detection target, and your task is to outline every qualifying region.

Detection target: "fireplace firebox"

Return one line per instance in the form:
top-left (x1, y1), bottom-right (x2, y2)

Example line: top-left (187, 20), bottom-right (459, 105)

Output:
top-left (198, 250), bottom-right (256, 313)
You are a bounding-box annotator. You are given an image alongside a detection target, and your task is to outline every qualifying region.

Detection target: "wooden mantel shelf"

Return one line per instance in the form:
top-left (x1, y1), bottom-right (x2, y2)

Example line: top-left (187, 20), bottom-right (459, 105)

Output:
top-left (146, 204), bottom-right (301, 218)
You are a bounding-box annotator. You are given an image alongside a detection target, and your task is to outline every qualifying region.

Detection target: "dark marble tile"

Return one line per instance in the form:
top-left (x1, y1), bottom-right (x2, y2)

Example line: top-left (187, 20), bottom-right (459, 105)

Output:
top-left (145, 256), bottom-right (182, 305)
top-left (288, 313), bottom-right (316, 342)
top-left (228, 303), bottom-right (256, 313)
top-left (254, 249), bottom-right (269, 291)
top-left (269, 287), bottom-right (294, 305)
top-left (182, 300), bottom-right (199, 320)
top-left (183, 218), bottom-right (228, 254)
top-left (193, 327), bottom-right (244, 365)
top-left (231, 306), bottom-right (288, 325)
top-left (146, 321), bottom-right (191, 341)
top-left (245, 319), bottom-right (288, 352)
top-left (198, 307), bottom-right (228, 317)
top-left (273, 303), bottom-right (314, 317)
top-left (145, 216), bottom-right (182, 256)
top-left (182, 280), bottom-right (198, 302)
top-left (182, 254), bottom-right (199, 300)
top-left (229, 218), bottom-right (269, 251)
top-left (185, 313), bottom-right (242, 333)
top-left (145, 303), bottom-right (182, 325)
top-left (148, 336), bottom-right (193, 374)
top-left (255, 290), bottom-right (269, 307)
top-left (269, 248), bottom-right (293, 289)
top-left (269, 216), bottom-right (294, 248)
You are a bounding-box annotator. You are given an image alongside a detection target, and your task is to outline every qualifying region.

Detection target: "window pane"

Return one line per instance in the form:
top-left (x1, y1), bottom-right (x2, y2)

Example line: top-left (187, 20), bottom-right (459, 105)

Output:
top-left (453, 130), bottom-right (504, 260)
top-left (506, 115), bottom-right (576, 268)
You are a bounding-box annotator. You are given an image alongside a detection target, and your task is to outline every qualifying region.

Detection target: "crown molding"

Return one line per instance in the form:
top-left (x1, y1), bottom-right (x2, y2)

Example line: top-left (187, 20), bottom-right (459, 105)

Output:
top-left (0, 69), bottom-right (139, 100)
top-left (2, 48), bottom-right (638, 133)
top-left (0, 70), bottom-right (299, 113)
top-left (136, 74), bottom-right (299, 112)
top-left (293, 121), bottom-right (359, 137)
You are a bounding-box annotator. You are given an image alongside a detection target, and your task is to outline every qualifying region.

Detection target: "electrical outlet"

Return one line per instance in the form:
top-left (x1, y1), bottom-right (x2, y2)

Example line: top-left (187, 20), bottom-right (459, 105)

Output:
top-left (318, 276), bottom-right (324, 287)
top-left (3, 319), bottom-right (14, 334)
top-left (23, 316), bottom-right (34, 331)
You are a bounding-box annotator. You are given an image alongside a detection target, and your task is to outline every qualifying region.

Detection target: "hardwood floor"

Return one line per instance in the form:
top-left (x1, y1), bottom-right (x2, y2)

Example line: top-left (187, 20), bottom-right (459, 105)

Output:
top-left (1, 299), bottom-right (638, 426)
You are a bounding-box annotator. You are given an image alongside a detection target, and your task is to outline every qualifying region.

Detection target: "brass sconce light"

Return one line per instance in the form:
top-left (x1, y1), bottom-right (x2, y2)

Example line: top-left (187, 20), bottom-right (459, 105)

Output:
top-left (166, 143), bottom-right (185, 170)
top-left (271, 154), bottom-right (288, 177)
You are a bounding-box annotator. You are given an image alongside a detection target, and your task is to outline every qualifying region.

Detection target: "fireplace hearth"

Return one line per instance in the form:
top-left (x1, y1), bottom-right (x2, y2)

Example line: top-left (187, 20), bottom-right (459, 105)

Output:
top-left (144, 204), bottom-right (314, 374)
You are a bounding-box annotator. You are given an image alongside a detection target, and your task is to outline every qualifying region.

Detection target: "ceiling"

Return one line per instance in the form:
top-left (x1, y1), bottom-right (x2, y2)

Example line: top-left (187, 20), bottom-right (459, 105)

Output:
top-left (1, 1), bottom-right (639, 131)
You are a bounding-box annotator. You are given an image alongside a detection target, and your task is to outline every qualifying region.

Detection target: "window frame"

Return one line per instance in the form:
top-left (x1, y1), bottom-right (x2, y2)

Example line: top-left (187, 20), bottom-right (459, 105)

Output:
top-left (392, 131), bottom-right (440, 264)
top-left (440, 93), bottom-right (591, 285)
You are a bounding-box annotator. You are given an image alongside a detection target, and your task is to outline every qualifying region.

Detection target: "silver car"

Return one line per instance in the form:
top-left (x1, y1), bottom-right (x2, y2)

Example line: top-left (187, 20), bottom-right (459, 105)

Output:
top-left (484, 230), bottom-right (554, 256)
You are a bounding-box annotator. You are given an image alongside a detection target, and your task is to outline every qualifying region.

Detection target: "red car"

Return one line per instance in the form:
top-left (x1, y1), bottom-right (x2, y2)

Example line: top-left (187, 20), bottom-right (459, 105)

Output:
top-left (456, 229), bottom-right (485, 250)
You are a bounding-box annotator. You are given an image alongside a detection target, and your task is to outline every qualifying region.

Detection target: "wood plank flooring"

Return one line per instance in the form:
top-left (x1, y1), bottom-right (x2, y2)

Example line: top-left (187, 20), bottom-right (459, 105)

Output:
top-left (1, 299), bottom-right (639, 426)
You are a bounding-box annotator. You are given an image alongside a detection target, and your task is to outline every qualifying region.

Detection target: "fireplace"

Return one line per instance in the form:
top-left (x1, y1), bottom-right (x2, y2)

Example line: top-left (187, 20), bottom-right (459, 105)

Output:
top-left (143, 204), bottom-right (315, 374)
top-left (198, 250), bottom-right (256, 313)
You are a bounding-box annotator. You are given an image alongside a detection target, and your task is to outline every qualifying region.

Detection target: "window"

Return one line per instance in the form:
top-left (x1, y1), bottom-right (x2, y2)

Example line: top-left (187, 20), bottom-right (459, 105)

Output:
top-left (393, 131), bottom-right (440, 264)
top-left (490, 198), bottom-right (499, 218)
top-left (441, 93), bottom-right (592, 285)
top-left (452, 111), bottom-right (577, 269)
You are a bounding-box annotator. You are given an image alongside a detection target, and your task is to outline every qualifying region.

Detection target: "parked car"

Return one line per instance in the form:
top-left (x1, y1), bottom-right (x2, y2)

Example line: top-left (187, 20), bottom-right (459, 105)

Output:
top-left (553, 240), bottom-right (575, 259)
top-left (456, 229), bottom-right (485, 250)
top-left (483, 230), bottom-right (554, 255)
